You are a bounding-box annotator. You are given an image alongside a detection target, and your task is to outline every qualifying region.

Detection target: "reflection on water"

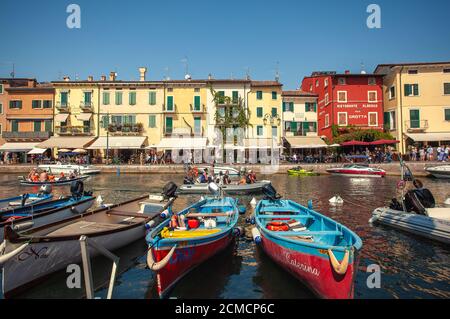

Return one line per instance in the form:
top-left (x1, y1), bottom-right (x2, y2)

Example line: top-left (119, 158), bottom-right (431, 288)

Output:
top-left (0, 173), bottom-right (449, 299)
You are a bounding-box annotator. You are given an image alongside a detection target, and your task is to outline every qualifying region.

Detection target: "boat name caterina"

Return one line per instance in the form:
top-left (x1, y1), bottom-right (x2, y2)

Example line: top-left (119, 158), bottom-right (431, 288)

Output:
top-left (282, 251), bottom-right (320, 277)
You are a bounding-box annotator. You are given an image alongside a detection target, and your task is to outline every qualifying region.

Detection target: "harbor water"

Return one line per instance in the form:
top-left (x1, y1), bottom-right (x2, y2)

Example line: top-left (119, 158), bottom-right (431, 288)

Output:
top-left (0, 173), bottom-right (449, 299)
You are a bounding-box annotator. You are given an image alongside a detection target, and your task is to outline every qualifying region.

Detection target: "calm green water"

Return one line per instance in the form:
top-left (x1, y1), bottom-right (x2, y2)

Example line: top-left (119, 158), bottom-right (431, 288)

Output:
top-left (0, 172), bottom-right (449, 299)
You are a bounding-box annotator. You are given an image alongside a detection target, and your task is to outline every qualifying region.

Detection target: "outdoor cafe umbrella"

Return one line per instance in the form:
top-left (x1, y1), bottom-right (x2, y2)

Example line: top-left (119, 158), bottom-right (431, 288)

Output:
top-left (58, 149), bottom-right (72, 153)
top-left (369, 139), bottom-right (400, 146)
top-left (340, 140), bottom-right (371, 146)
top-left (73, 149), bottom-right (88, 153)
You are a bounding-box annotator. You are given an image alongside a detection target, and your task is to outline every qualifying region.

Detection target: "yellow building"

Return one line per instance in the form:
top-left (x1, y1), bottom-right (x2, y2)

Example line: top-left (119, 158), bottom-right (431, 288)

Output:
top-left (375, 62), bottom-right (450, 153)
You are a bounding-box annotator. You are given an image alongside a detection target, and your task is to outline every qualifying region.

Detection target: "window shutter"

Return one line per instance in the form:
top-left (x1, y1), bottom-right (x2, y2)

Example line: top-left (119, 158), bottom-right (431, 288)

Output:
top-left (194, 96), bottom-right (201, 109)
top-left (413, 84), bottom-right (419, 96)
top-left (167, 96), bottom-right (173, 109)
top-left (404, 84), bottom-right (411, 96)
top-left (149, 91), bottom-right (156, 105)
top-left (272, 108), bottom-right (277, 117)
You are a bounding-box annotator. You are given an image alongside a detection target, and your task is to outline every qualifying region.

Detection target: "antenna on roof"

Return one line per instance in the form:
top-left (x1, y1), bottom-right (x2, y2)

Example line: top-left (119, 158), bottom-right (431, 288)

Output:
top-left (275, 61), bottom-right (280, 82)
top-left (245, 67), bottom-right (250, 80)
top-left (360, 61), bottom-right (367, 74)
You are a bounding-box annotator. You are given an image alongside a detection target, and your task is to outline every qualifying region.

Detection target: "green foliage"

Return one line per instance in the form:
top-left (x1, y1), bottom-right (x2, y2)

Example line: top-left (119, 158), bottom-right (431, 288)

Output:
top-left (333, 127), bottom-right (395, 144)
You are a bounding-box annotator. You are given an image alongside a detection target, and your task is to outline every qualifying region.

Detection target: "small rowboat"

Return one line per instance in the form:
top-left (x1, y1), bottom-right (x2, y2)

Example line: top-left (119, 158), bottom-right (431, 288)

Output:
top-left (287, 167), bottom-right (320, 177)
top-left (0, 193), bottom-right (53, 212)
top-left (178, 180), bottom-right (271, 195)
top-left (253, 185), bottom-right (362, 299)
top-left (326, 164), bottom-right (386, 178)
top-left (18, 175), bottom-right (90, 186)
top-left (146, 190), bottom-right (240, 298)
top-left (0, 184), bottom-right (178, 298)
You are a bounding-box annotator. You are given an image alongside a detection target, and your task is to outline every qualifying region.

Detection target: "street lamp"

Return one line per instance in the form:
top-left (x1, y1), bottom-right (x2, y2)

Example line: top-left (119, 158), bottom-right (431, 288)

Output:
top-left (263, 113), bottom-right (281, 153)
top-left (99, 112), bottom-right (110, 165)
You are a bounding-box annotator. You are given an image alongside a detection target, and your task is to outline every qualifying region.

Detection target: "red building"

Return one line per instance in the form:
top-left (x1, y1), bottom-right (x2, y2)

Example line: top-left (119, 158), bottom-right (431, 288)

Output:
top-left (301, 71), bottom-right (384, 141)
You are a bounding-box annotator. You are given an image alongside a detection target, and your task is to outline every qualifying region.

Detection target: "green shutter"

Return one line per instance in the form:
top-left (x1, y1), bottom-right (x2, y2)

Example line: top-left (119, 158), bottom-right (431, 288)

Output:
top-left (149, 115), bottom-right (156, 128)
top-left (218, 91), bottom-right (225, 104)
top-left (149, 91), bottom-right (156, 105)
top-left (410, 110), bottom-right (420, 128)
top-left (413, 84), bottom-right (419, 96)
top-left (257, 91), bottom-right (263, 100)
top-left (61, 92), bottom-right (68, 105)
top-left (129, 92), bottom-right (136, 105)
top-left (257, 107), bottom-right (263, 117)
top-left (194, 96), bottom-right (201, 110)
top-left (384, 112), bottom-right (390, 129)
top-left (102, 116), bottom-right (109, 128)
top-left (445, 109), bottom-right (450, 121)
top-left (257, 125), bottom-right (263, 136)
top-left (165, 117), bottom-right (173, 133)
top-left (232, 91), bottom-right (238, 103)
top-left (167, 96), bottom-right (174, 110)
top-left (103, 92), bottom-right (110, 105)
top-left (291, 122), bottom-right (298, 132)
top-left (404, 84), bottom-right (411, 96)
top-left (272, 108), bottom-right (277, 117)
top-left (12, 120), bottom-right (18, 132)
top-left (272, 91), bottom-right (277, 100)
top-left (194, 117), bottom-right (201, 134)
top-left (44, 120), bottom-right (52, 132)
top-left (33, 121), bottom-right (41, 132)
top-left (84, 92), bottom-right (91, 103)
top-left (115, 92), bottom-right (122, 105)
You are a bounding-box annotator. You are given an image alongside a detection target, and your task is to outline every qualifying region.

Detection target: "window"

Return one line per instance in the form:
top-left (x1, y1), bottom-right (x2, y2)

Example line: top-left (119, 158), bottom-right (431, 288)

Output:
top-left (409, 109), bottom-right (420, 128)
top-left (115, 91), bottom-right (123, 105)
top-left (11, 120), bottom-right (19, 132)
top-left (444, 83), bottom-right (450, 95)
top-left (368, 112), bottom-right (378, 126)
top-left (148, 115), bottom-right (156, 128)
top-left (9, 100), bottom-right (22, 109)
top-left (271, 108), bottom-right (277, 117)
top-left (315, 80), bottom-right (319, 87)
top-left (103, 92), bottom-right (110, 105)
top-left (325, 114), bottom-right (330, 127)
top-left (325, 93), bottom-right (329, 105)
top-left (232, 91), bottom-right (239, 103)
top-left (338, 112), bottom-right (348, 126)
top-left (0, 103), bottom-right (2, 114)
top-left (167, 88), bottom-right (173, 92)
top-left (324, 78), bottom-right (328, 87)
top-left (194, 96), bottom-right (201, 110)
top-left (305, 102), bottom-right (316, 112)
top-left (32, 100), bottom-right (42, 109)
top-left (257, 126), bottom-right (263, 136)
top-left (444, 68), bottom-right (450, 73)
top-left (0, 124), bottom-right (2, 136)
top-left (43, 100), bottom-right (52, 108)
top-left (408, 70), bottom-right (418, 75)
top-left (337, 91), bottom-right (347, 103)
top-left (289, 102), bottom-right (294, 112)
top-left (290, 121), bottom-right (298, 133)
top-left (389, 86), bottom-right (396, 99)
top-left (101, 116), bottom-right (110, 128)
top-left (368, 91), bottom-right (377, 102)
top-left (338, 77), bottom-right (346, 85)
top-left (84, 91), bottom-right (92, 104)
top-left (404, 84), bottom-right (419, 96)
top-left (165, 117), bottom-right (173, 134)
top-left (166, 96), bottom-right (174, 111)
top-left (309, 84), bottom-right (313, 92)
top-left (129, 91), bottom-right (137, 105)
top-left (194, 117), bottom-right (201, 135)
top-left (384, 111), bottom-right (396, 130)
top-left (44, 120), bottom-right (52, 132)
top-left (256, 107), bottom-right (263, 118)
top-left (217, 91), bottom-right (225, 104)
top-left (272, 126), bottom-right (277, 137)
top-left (34, 121), bottom-right (41, 132)
top-left (149, 91), bottom-right (156, 105)
top-left (60, 92), bottom-right (68, 106)
top-left (256, 91), bottom-right (263, 100)
top-left (194, 88), bottom-right (200, 92)
top-left (368, 77), bottom-right (377, 85)
top-left (444, 108), bottom-right (450, 121)
top-left (0, 84), bottom-right (3, 94)
top-left (272, 91), bottom-right (277, 100)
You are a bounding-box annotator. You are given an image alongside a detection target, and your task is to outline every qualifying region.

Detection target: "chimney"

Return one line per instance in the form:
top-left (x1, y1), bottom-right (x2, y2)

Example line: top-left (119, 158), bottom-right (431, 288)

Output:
top-left (208, 73), bottom-right (212, 80)
top-left (63, 76), bottom-right (70, 82)
top-left (87, 75), bottom-right (93, 81)
top-left (109, 71), bottom-right (117, 81)
top-left (139, 67), bottom-right (147, 81)
top-left (345, 70), bottom-right (350, 74)
top-left (101, 75), bottom-right (106, 81)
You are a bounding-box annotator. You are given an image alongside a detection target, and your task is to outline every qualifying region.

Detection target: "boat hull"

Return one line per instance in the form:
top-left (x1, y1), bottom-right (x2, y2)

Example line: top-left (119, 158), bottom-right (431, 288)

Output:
top-left (425, 166), bottom-right (450, 179)
top-left (38, 164), bottom-right (101, 175)
top-left (259, 231), bottom-right (358, 299)
top-left (326, 168), bottom-right (385, 178)
top-left (2, 224), bottom-right (145, 298)
top-left (19, 175), bottom-right (90, 186)
top-left (371, 207), bottom-right (450, 244)
top-left (153, 232), bottom-right (233, 298)
top-left (178, 180), bottom-right (271, 195)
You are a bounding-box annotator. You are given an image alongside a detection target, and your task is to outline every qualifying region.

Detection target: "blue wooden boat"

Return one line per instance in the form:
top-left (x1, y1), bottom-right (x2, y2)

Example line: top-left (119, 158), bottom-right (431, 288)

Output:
top-left (0, 193), bottom-right (53, 213)
top-left (253, 185), bottom-right (362, 299)
top-left (146, 187), bottom-right (240, 298)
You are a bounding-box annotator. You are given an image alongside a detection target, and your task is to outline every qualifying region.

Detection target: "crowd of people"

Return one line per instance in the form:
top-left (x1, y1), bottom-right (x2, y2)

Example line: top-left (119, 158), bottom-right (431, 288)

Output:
top-left (183, 167), bottom-right (257, 185)
top-left (408, 145), bottom-right (449, 162)
top-left (26, 168), bottom-right (79, 182)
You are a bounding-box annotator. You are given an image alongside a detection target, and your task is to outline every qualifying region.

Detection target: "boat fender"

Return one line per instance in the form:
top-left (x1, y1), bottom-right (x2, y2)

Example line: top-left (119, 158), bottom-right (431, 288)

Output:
top-left (233, 226), bottom-right (245, 237)
top-left (251, 227), bottom-right (262, 244)
top-left (160, 209), bottom-right (170, 219)
top-left (307, 200), bottom-right (313, 210)
top-left (71, 206), bottom-right (80, 214)
top-left (145, 220), bottom-right (156, 230)
top-left (238, 205), bottom-right (246, 214)
top-left (327, 249), bottom-right (349, 276)
top-left (146, 245), bottom-right (177, 271)
top-left (0, 243), bottom-right (29, 267)
top-left (12, 222), bottom-right (34, 232)
top-left (250, 198), bottom-right (257, 207)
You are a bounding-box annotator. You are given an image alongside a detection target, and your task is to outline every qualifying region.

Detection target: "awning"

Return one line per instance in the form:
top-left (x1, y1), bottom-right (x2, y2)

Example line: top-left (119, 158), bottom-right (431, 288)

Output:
top-left (244, 138), bottom-right (282, 149)
top-left (27, 148), bottom-right (47, 155)
top-left (284, 136), bottom-right (327, 149)
top-left (54, 114), bottom-right (69, 122)
top-left (405, 133), bottom-right (450, 142)
top-left (37, 137), bottom-right (96, 149)
top-left (77, 113), bottom-right (92, 121)
top-left (0, 142), bottom-right (39, 152)
top-left (157, 137), bottom-right (207, 150)
top-left (88, 136), bottom-right (148, 149)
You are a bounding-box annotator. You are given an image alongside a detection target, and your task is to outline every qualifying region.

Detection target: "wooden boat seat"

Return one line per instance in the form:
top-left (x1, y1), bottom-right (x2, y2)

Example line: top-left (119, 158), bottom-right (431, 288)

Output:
top-left (186, 212), bottom-right (233, 218)
top-left (276, 230), bottom-right (342, 237)
top-left (259, 215), bottom-right (314, 220)
top-left (47, 221), bottom-right (125, 236)
top-left (107, 211), bottom-right (150, 219)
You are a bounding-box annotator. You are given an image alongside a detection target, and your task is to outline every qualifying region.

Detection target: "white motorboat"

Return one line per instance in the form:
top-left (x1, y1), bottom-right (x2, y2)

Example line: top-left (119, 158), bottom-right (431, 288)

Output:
top-left (197, 166), bottom-right (241, 176)
top-left (38, 164), bottom-right (100, 175)
top-left (326, 164), bottom-right (386, 178)
top-left (425, 165), bottom-right (450, 179)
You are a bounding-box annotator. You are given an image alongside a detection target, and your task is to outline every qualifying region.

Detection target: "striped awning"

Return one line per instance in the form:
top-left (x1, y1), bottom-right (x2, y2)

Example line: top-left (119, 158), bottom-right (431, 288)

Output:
top-left (37, 137), bottom-right (96, 149)
top-left (77, 113), bottom-right (93, 121)
top-left (27, 148), bottom-right (48, 155)
top-left (157, 137), bottom-right (207, 150)
top-left (54, 114), bottom-right (69, 122)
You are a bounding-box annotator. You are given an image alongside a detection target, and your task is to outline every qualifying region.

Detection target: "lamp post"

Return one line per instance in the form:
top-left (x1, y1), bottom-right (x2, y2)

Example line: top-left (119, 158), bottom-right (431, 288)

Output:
top-left (99, 112), bottom-right (110, 165)
top-left (263, 113), bottom-right (281, 154)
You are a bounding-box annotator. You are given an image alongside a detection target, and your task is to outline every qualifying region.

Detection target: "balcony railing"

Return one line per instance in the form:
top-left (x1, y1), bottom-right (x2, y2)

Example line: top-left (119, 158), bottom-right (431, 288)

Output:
top-left (56, 126), bottom-right (93, 136)
top-left (55, 102), bottom-right (70, 112)
top-left (80, 101), bottom-right (94, 112)
top-left (162, 104), bottom-right (177, 113)
top-left (2, 131), bottom-right (52, 140)
top-left (164, 127), bottom-right (205, 137)
top-left (190, 103), bottom-right (205, 113)
top-left (404, 120), bottom-right (428, 132)
top-left (108, 123), bottom-right (143, 136)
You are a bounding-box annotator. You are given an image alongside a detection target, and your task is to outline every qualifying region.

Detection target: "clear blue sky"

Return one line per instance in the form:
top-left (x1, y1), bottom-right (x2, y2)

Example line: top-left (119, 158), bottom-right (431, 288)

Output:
top-left (1, 0), bottom-right (449, 89)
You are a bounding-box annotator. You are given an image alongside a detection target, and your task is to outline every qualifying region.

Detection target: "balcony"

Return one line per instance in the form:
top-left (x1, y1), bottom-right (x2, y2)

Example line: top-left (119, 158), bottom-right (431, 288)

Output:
top-left (2, 131), bottom-right (52, 141)
top-left (164, 127), bottom-right (205, 137)
top-left (55, 102), bottom-right (70, 112)
top-left (190, 103), bottom-right (205, 113)
top-left (56, 126), bottom-right (93, 136)
top-left (107, 123), bottom-right (143, 136)
top-left (80, 101), bottom-right (94, 112)
top-left (162, 104), bottom-right (177, 113)
top-left (404, 120), bottom-right (428, 133)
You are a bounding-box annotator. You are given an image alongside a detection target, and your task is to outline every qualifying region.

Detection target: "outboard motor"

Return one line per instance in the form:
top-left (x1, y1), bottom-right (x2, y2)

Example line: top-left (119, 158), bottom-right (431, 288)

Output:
top-left (39, 184), bottom-right (52, 195)
top-left (162, 182), bottom-right (178, 199)
top-left (404, 188), bottom-right (435, 215)
top-left (262, 184), bottom-right (281, 201)
top-left (70, 180), bottom-right (84, 199)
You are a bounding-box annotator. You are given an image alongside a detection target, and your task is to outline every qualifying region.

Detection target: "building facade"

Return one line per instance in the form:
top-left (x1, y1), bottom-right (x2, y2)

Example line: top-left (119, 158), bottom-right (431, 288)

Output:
top-left (301, 72), bottom-right (384, 141)
top-left (375, 62), bottom-right (450, 153)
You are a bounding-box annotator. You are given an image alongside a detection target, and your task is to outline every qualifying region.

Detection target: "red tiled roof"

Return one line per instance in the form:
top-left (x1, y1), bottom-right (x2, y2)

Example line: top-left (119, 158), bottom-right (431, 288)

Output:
top-left (251, 81), bottom-right (282, 87)
top-left (374, 61), bottom-right (450, 73)
top-left (282, 90), bottom-right (317, 97)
